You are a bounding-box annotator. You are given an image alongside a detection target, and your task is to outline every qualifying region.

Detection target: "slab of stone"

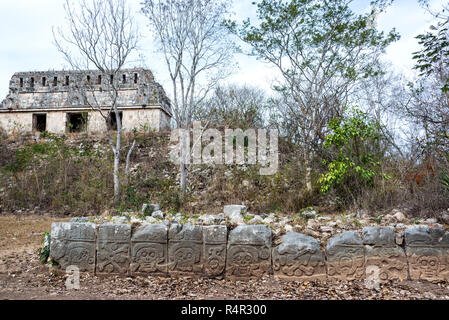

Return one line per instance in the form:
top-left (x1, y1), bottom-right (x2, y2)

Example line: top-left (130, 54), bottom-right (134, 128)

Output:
top-left (110, 216), bottom-right (129, 224)
top-left (151, 210), bottom-right (164, 219)
top-left (198, 215), bottom-right (225, 225)
top-left (226, 225), bottom-right (272, 279)
top-left (96, 224), bottom-right (131, 274)
top-left (50, 222), bottom-right (96, 272)
top-left (130, 224), bottom-right (168, 275)
top-left (168, 224), bottom-right (204, 276)
top-left (405, 226), bottom-right (449, 247)
top-left (326, 231), bottom-right (365, 281)
top-left (362, 226), bottom-right (396, 246)
top-left (362, 227), bottom-right (408, 282)
top-left (203, 225), bottom-right (227, 277)
top-left (248, 215), bottom-right (264, 225)
top-left (405, 226), bottom-right (449, 281)
top-left (272, 232), bottom-right (326, 281)
top-left (223, 205), bottom-right (246, 217)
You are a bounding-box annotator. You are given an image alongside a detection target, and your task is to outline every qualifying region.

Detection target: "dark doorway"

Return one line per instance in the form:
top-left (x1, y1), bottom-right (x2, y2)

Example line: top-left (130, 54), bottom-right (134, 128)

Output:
top-left (33, 114), bottom-right (47, 132)
top-left (67, 113), bottom-right (88, 133)
top-left (107, 111), bottom-right (123, 131)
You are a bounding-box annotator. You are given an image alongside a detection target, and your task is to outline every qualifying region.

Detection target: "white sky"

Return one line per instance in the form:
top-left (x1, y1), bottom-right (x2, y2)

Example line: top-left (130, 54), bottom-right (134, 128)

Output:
top-left (0, 0), bottom-right (447, 101)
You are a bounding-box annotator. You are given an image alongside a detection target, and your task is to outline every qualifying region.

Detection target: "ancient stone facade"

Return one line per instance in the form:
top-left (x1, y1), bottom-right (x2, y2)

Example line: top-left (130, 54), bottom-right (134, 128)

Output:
top-left (49, 222), bottom-right (449, 283)
top-left (0, 69), bottom-right (172, 134)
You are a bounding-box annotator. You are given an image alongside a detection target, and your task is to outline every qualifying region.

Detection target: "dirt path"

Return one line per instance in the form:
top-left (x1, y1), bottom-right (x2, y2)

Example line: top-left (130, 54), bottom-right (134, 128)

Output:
top-left (0, 214), bottom-right (449, 300)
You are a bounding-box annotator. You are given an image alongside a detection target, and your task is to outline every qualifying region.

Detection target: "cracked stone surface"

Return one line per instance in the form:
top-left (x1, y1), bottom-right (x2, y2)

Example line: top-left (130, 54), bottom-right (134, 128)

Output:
top-left (272, 232), bottom-right (326, 281)
top-left (405, 226), bottom-right (449, 282)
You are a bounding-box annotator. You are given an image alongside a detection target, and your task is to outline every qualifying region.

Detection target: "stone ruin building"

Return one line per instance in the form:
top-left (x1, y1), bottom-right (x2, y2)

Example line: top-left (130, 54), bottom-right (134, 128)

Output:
top-left (0, 68), bottom-right (172, 134)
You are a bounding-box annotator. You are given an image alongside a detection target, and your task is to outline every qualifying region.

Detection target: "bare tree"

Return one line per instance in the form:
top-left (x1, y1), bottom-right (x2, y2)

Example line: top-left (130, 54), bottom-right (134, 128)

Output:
top-left (405, 1), bottom-right (449, 155)
top-left (141, 0), bottom-right (236, 193)
top-left (53, 0), bottom-right (139, 203)
top-left (194, 84), bottom-right (268, 129)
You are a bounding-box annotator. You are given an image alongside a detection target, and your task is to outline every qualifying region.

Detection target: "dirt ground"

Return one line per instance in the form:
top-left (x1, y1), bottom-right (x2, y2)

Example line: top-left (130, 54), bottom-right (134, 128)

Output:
top-left (0, 214), bottom-right (449, 300)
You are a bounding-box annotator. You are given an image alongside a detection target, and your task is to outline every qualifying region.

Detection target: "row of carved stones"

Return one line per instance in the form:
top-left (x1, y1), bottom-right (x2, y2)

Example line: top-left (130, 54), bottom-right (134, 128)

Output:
top-left (50, 222), bottom-right (228, 277)
top-left (49, 223), bottom-right (449, 282)
top-left (275, 226), bottom-right (449, 283)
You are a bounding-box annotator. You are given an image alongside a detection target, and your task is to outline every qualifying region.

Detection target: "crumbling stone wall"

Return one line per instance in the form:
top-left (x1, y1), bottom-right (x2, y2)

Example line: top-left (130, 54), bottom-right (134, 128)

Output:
top-left (49, 222), bottom-right (449, 282)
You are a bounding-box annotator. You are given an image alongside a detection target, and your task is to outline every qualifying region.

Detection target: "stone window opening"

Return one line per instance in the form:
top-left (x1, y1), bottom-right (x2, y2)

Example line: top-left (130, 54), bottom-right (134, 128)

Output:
top-left (123, 74), bottom-right (126, 84)
top-left (97, 75), bottom-right (102, 84)
top-left (30, 77), bottom-right (35, 88)
top-left (19, 78), bottom-right (23, 88)
top-left (53, 77), bottom-right (58, 87)
top-left (134, 73), bottom-right (138, 84)
top-left (66, 112), bottom-right (88, 133)
top-left (65, 76), bottom-right (69, 86)
top-left (32, 114), bottom-right (47, 132)
top-left (87, 75), bottom-right (91, 84)
top-left (42, 77), bottom-right (47, 86)
top-left (107, 111), bottom-right (123, 131)
top-left (110, 74), bottom-right (114, 85)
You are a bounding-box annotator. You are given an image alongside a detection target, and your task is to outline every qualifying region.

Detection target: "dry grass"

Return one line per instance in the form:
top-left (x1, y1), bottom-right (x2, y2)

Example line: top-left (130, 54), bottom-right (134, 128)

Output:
top-left (0, 130), bottom-right (448, 219)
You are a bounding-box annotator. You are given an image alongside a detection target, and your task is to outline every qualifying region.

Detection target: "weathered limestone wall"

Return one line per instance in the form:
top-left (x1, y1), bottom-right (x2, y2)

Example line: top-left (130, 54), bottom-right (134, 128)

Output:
top-left (49, 222), bottom-right (449, 283)
top-left (159, 111), bottom-right (171, 131)
top-left (0, 108), bottom-right (170, 134)
top-left (86, 111), bottom-right (107, 133)
top-left (0, 112), bottom-right (32, 132)
top-left (46, 111), bottom-right (66, 134)
top-left (122, 109), bottom-right (160, 132)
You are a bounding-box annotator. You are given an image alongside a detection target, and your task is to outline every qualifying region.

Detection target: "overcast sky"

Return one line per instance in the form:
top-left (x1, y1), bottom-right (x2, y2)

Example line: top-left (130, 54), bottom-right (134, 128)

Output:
top-left (0, 0), bottom-right (446, 101)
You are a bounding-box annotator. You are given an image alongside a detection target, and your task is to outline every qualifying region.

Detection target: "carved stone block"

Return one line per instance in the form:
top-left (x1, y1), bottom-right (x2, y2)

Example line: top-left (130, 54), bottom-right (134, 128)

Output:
top-left (130, 224), bottom-right (168, 275)
top-left (203, 225), bottom-right (227, 277)
top-left (405, 226), bottom-right (449, 281)
top-left (326, 231), bottom-right (365, 281)
top-left (168, 224), bottom-right (204, 276)
top-left (362, 227), bottom-right (408, 282)
top-left (226, 225), bottom-right (272, 279)
top-left (50, 222), bottom-right (96, 272)
top-left (96, 224), bottom-right (131, 274)
top-left (272, 232), bottom-right (326, 281)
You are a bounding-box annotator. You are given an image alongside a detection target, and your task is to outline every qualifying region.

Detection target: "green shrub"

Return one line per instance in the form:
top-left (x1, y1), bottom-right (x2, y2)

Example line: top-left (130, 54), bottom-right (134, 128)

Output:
top-left (318, 108), bottom-right (389, 207)
top-left (37, 232), bottom-right (51, 264)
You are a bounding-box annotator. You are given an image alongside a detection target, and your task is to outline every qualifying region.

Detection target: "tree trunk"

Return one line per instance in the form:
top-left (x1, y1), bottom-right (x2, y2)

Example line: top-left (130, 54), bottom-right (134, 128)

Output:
top-left (113, 94), bottom-right (122, 204)
top-left (179, 128), bottom-right (188, 193)
top-left (304, 153), bottom-right (312, 193)
top-left (114, 150), bottom-right (120, 203)
top-left (180, 162), bottom-right (187, 193)
top-left (125, 140), bottom-right (136, 177)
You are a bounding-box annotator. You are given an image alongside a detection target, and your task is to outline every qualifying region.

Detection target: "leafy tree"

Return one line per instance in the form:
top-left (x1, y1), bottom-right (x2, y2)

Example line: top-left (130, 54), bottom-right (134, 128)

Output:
top-left (413, 20), bottom-right (449, 92)
top-left (227, 0), bottom-right (399, 192)
top-left (318, 108), bottom-right (388, 206)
